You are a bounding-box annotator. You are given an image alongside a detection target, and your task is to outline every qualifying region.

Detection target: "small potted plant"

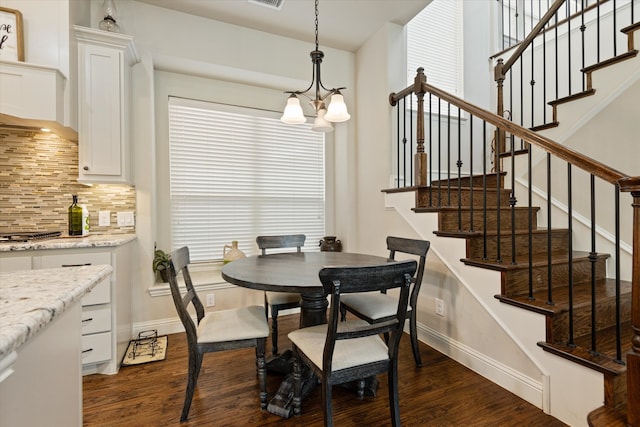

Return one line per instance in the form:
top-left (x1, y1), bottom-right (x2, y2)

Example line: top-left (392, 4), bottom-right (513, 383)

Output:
top-left (152, 243), bottom-right (171, 282)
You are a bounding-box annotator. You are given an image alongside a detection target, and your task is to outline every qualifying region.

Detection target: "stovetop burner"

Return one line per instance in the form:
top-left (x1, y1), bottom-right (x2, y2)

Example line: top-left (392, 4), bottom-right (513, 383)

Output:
top-left (0, 231), bottom-right (62, 242)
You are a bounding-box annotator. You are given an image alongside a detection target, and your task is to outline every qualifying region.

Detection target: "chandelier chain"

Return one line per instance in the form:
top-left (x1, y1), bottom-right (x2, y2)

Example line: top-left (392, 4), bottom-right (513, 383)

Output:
top-left (314, 0), bottom-right (319, 51)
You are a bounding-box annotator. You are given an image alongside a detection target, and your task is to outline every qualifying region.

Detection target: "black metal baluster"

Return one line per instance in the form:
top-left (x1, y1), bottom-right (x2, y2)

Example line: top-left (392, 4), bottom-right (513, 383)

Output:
top-left (597, 0), bottom-right (601, 62)
top-left (613, 0), bottom-right (618, 57)
top-left (567, 0), bottom-right (572, 96)
top-left (547, 153), bottom-right (553, 305)
top-left (543, 7), bottom-right (548, 124)
top-left (410, 93), bottom-right (414, 187)
top-left (553, 12), bottom-right (560, 99)
top-left (568, 163), bottom-right (574, 344)
top-left (457, 106), bottom-right (462, 231)
top-left (531, 35), bottom-right (535, 130)
top-left (614, 184), bottom-right (622, 363)
top-left (470, 115), bottom-right (475, 232)
top-left (447, 103), bottom-right (452, 206)
top-left (402, 97), bottom-right (407, 187)
top-left (589, 174), bottom-right (598, 354)
top-left (429, 93), bottom-right (433, 206)
top-left (510, 133), bottom-right (517, 265)
top-left (496, 130), bottom-right (502, 264)
top-left (396, 99), bottom-right (400, 187)
top-left (581, 0), bottom-right (586, 92)
top-left (483, 121), bottom-right (488, 260)
top-left (438, 98), bottom-right (442, 207)
top-left (528, 142), bottom-right (533, 299)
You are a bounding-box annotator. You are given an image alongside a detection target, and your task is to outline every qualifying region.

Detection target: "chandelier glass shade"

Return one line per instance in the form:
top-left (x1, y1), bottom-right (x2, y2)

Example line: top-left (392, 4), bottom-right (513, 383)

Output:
top-left (280, 0), bottom-right (350, 132)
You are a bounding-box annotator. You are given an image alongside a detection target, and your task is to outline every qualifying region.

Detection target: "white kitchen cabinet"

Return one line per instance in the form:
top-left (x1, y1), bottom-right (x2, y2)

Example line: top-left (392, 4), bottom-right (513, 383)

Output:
top-left (75, 26), bottom-right (140, 184)
top-left (32, 244), bottom-right (132, 375)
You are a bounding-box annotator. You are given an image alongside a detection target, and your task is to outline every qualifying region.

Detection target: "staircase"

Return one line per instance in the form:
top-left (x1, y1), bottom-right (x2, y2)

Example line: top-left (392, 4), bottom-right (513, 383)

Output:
top-left (384, 2), bottom-right (639, 425)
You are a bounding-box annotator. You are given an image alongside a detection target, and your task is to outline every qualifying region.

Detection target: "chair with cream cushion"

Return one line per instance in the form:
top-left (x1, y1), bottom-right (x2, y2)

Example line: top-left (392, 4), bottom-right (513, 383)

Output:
top-left (256, 234), bottom-right (306, 355)
top-left (339, 236), bottom-right (430, 367)
top-left (167, 246), bottom-right (269, 422)
top-left (288, 260), bottom-right (417, 427)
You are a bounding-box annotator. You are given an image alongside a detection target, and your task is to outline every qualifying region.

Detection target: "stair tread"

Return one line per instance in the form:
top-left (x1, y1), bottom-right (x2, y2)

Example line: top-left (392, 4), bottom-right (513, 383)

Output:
top-left (538, 341), bottom-right (627, 375)
top-left (588, 404), bottom-right (628, 427)
top-left (462, 251), bottom-right (610, 271)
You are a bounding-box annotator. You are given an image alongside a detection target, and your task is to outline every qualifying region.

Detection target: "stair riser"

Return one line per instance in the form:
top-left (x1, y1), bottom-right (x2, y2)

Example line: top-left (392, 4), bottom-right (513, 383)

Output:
top-left (550, 296), bottom-right (632, 344)
top-left (466, 231), bottom-right (569, 260)
top-left (431, 173), bottom-right (504, 188)
top-left (416, 187), bottom-right (511, 209)
top-left (605, 372), bottom-right (627, 409)
top-left (438, 208), bottom-right (538, 232)
top-left (502, 257), bottom-right (608, 297)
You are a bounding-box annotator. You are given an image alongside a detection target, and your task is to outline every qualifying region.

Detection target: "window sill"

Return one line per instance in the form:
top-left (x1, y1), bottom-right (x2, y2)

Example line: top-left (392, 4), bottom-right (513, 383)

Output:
top-left (148, 262), bottom-right (235, 297)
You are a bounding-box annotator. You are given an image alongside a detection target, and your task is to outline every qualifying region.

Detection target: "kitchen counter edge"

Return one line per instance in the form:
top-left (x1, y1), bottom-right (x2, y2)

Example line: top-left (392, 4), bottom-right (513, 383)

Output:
top-left (0, 234), bottom-right (136, 252)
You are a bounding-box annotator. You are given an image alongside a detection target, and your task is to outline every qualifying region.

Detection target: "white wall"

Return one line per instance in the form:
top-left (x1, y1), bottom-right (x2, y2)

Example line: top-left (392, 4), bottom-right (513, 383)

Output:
top-left (114, 0), bottom-right (356, 327)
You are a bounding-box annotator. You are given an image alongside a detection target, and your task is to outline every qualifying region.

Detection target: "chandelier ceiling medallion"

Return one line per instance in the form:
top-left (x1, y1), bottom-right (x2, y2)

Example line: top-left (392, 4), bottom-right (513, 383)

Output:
top-left (280, 0), bottom-right (351, 132)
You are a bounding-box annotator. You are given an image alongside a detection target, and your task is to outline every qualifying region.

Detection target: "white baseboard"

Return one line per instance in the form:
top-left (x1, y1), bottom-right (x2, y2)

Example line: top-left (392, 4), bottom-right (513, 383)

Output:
top-left (415, 321), bottom-right (545, 409)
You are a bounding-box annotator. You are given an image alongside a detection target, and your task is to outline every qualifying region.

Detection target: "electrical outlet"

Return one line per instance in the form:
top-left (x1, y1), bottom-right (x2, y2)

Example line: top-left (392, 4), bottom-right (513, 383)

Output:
top-left (98, 211), bottom-right (110, 226)
top-left (435, 298), bottom-right (445, 316)
top-left (117, 211), bottom-right (135, 227)
top-left (206, 293), bottom-right (215, 307)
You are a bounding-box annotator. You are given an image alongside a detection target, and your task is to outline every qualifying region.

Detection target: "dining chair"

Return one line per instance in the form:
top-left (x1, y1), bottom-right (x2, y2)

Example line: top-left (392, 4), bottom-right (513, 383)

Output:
top-left (167, 246), bottom-right (269, 422)
top-left (339, 236), bottom-right (430, 367)
top-left (288, 259), bottom-right (417, 427)
top-left (256, 234), bottom-right (306, 355)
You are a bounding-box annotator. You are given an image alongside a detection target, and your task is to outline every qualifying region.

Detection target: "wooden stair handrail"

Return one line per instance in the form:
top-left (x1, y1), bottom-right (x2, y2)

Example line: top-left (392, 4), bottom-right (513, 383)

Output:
top-left (498, 0), bottom-right (567, 76)
top-left (391, 77), bottom-right (634, 186)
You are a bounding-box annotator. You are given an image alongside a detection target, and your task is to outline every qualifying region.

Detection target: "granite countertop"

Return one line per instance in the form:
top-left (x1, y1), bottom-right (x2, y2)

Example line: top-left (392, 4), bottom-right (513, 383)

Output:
top-left (0, 265), bottom-right (113, 360)
top-left (0, 233), bottom-right (136, 252)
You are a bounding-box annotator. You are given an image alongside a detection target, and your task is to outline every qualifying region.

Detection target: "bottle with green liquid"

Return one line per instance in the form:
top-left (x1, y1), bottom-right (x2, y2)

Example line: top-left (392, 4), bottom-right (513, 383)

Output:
top-left (68, 195), bottom-right (83, 236)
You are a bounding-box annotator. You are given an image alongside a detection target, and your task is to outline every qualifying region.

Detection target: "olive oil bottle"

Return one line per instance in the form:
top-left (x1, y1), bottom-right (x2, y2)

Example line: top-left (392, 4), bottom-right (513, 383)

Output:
top-left (68, 195), bottom-right (83, 236)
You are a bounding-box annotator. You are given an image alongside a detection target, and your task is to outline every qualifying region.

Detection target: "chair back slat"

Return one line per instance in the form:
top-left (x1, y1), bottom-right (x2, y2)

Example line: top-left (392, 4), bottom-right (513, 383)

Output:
top-left (256, 234), bottom-right (306, 254)
top-left (387, 236), bottom-right (430, 303)
top-left (168, 246), bottom-right (204, 346)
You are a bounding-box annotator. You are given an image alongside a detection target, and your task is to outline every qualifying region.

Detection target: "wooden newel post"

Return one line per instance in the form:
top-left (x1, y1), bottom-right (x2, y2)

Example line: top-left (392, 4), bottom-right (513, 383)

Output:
top-left (414, 68), bottom-right (427, 187)
top-left (619, 177), bottom-right (640, 427)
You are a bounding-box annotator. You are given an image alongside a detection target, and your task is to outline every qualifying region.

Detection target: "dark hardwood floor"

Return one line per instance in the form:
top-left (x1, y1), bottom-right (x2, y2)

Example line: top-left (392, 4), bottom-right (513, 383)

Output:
top-left (83, 314), bottom-right (567, 426)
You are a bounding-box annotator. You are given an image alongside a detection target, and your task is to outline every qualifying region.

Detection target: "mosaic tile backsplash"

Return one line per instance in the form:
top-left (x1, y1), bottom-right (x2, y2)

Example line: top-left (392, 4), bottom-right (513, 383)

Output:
top-left (0, 126), bottom-right (136, 235)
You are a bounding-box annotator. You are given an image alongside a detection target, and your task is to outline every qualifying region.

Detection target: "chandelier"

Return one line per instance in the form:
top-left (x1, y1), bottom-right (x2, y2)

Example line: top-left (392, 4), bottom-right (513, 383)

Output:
top-left (280, 0), bottom-right (351, 132)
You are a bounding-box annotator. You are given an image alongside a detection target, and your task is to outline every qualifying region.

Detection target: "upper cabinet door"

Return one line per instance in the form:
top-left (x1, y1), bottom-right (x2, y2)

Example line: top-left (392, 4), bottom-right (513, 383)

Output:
top-left (75, 26), bottom-right (139, 184)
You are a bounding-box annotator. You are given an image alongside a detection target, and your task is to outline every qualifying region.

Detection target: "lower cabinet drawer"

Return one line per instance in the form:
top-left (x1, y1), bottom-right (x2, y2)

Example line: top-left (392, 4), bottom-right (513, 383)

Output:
top-left (81, 304), bottom-right (111, 335)
top-left (81, 277), bottom-right (111, 306)
top-left (81, 332), bottom-right (112, 365)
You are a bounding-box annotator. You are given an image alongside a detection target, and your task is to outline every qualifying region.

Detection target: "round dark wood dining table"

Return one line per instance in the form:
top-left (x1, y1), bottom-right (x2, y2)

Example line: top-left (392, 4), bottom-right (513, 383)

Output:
top-left (221, 251), bottom-right (391, 328)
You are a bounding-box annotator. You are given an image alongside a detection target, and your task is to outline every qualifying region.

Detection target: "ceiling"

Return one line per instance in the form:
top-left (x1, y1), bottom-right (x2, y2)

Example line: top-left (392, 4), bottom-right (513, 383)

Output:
top-left (136, 0), bottom-right (431, 52)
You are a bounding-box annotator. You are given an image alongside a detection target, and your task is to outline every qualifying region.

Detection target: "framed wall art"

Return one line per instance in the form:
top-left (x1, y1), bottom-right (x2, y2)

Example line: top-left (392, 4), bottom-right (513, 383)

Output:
top-left (0, 6), bottom-right (24, 61)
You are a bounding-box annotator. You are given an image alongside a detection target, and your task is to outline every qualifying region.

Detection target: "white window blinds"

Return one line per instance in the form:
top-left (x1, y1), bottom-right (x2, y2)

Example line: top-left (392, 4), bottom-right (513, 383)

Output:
top-left (407, 0), bottom-right (463, 112)
top-left (168, 97), bottom-right (325, 263)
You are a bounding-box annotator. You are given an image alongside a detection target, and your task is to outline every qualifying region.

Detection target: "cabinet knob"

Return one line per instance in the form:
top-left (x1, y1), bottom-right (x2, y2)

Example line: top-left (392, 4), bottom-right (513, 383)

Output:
top-left (83, 166), bottom-right (89, 171)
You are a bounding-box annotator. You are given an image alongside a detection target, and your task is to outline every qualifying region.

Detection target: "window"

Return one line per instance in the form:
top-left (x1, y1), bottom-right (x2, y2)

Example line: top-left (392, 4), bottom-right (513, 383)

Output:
top-left (406, 0), bottom-right (463, 111)
top-left (168, 97), bottom-right (325, 263)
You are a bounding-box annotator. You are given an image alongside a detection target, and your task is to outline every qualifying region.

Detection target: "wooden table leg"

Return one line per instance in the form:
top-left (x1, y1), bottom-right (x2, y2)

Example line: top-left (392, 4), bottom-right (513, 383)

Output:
top-left (299, 292), bottom-right (328, 328)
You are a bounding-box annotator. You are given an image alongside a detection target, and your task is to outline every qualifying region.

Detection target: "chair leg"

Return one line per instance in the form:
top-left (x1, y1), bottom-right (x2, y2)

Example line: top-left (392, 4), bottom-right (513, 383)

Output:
top-left (339, 303), bottom-right (347, 321)
top-left (409, 309), bottom-right (422, 367)
top-left (181, 350), bottom-right (203, 422)
top-left (388, 359), bottom-right (401, 427)
top-left (322, 378), bottom-right (334, 427)
top-left (271, 306), bottom-right (279, 355)
top-left (255, 339), bottom-right (267, 409)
